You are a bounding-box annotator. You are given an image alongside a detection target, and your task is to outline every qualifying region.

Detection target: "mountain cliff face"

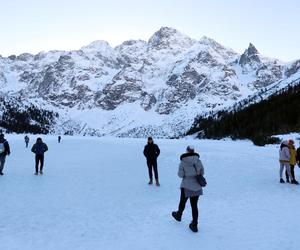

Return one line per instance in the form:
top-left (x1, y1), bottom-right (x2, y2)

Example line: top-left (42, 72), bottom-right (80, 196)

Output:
top-left (0, 27), bottom-right (300, 137)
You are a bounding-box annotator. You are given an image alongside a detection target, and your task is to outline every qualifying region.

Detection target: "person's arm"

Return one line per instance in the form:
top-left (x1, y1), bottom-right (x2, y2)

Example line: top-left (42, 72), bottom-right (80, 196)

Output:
top-left (143, 146), bottom-right (147, 158)
top-left (196, 159), bottom-right (204, 176)
top-left (285, 148), bottom-right (291, 160)
top-left (156, 145), bottom-right (160, 157)
top-left (178, 161), bottom-right (185, 178)
top-left (5, 142), bottom-right (10, 155)
top-left (297, 149), bottom-right (300, 163)
top-left (44, 144), bottom-right (48, 152)
top-left (31, 144), bottom-right (36, 153)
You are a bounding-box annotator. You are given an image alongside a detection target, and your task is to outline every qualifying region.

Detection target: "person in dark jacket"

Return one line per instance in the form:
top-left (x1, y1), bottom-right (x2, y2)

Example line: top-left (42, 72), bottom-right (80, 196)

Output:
top-left (143, 137), bottom-right (160, 186)
top-left (0, 134), bottom-right (10, 175)
top-left (24, 135), bottom-right (30, 148)
top-left (31, 138), bottom-right (48, 175)
top-left (297, 143), bottom-right (300, 166)
top-left (172, 146), bottom-right (204, 233)
top-left (58, 136), bottom-right (61, 143)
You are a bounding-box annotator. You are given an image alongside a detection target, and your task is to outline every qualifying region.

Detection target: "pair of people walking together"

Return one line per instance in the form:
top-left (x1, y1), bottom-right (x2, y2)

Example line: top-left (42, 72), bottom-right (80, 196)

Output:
top-left (143, 139), bottom-right (205, 233)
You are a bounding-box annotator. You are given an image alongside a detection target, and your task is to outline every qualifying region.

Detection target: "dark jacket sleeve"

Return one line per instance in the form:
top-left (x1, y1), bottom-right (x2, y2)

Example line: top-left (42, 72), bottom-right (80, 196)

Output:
top-left (44, 144), bottom-right (48, 152)
top-left (143, 146), bottom-right (148, 158)
top-left (4, 141), bottom-right (10, 155)
top-left (297, 148), bottom-right (300, 162)
top-left (31, 144), bottom-right (36, 153)
top-left (155, 145), bottom-right (160, 157)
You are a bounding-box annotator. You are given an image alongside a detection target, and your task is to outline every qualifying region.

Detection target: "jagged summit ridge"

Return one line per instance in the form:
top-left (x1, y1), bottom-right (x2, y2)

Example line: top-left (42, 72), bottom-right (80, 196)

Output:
top-left (0, 27), bottom-right (299, 137)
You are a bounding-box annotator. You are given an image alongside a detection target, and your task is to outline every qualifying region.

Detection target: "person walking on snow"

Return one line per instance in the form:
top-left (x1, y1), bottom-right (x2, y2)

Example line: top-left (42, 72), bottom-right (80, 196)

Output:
top-left (143, 137), bottom-right (160, 186)
top-left (279, 141), bottom-right (293, 183)
top-left (285, 140), bottom-right (299, 184)
top-left (172, 145), bottom-right (204, 233)
top-left (31, 138), bottom-right (48, 175)
top-left (58, 136), bottom-right (61, 143)
top-left (24, 135), bottom-right (30, 148)
top-left (0, 134), bottom-right (10, 175)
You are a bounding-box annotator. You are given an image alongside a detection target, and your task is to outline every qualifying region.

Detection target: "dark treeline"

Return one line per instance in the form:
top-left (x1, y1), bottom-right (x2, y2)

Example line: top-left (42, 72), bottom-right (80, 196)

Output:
top-left (0, 97), bottom-right (58, 134)
top-left (187, 81), bottom-right (300, 144)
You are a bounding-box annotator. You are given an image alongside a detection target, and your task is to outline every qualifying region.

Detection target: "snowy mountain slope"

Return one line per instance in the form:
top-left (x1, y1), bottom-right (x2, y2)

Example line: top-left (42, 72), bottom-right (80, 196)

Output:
top-left (0, 27), bottom-right (300, 137)
top-left (1, 136), bottom-right (300, 250)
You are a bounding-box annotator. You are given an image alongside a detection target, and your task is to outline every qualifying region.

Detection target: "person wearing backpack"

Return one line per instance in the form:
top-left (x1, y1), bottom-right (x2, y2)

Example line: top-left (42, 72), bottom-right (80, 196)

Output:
top-left (143, 137), bottom-right (160, 186)
top-left (24, 135), bottom-right (30, 148)
top-left (172, 145), bottom-right (205, 233)
top-left (0, 134), bottom-right (11, 175)
top-left (31, 138), bottom-right (48, 175)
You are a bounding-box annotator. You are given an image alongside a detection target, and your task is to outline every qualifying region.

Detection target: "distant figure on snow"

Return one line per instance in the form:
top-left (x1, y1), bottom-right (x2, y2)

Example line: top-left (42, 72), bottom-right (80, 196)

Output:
top-left (24, 135), bottom-right (30, 148)
top-left (286, 140), bottom-right (299, 184)
top-left (172, 146), bottom-right (204, 233)
top-left (31, 138), bottom-right (48, 175)
top-left (279, 141), bottom-right (293, 183)
top-left (143, 137), bottom-right (160, 186)
top-left (58, 136), bottom-right (61, 143)
top-left (0, 134), bottom-right (11, 175)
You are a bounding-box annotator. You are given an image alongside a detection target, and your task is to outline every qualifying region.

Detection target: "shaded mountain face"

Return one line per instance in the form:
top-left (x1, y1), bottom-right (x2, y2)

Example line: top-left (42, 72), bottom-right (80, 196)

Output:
top-left (0, 27), bottom-right (300, 137)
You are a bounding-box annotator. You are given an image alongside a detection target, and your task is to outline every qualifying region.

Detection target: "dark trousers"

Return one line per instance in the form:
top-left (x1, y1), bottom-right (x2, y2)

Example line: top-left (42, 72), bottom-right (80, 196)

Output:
top-left (147, 160), bottom-right (158, 180)
top-left (35, 155), bottom-right (44, 173)
top-left (178, 188), bottom-right (199, 223)
top-left (25, 142), bottom-right (29, 148)
top-left (286, 165), bottom-right (296, 181)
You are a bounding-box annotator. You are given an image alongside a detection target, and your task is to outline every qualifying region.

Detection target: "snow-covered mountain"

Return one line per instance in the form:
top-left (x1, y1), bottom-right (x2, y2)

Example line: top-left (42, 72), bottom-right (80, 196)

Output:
top-left (1, 27), bottom-right (300, 137)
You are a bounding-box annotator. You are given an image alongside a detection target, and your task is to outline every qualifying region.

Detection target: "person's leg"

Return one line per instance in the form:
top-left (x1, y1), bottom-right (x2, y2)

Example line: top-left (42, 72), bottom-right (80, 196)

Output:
top-left (190, 196), bottom-right (199, 224)
top-left (290, 165), bottom-right (295, 180)
top-left (285, 163), bottom-right (292, 181)
top-left (147, 161), bottom-right (153, 180)
top-left (0, 156), bottom-right (6, 174)
top-left (35, 155), bottom-right (39, 173)
top-left (280, 162), bottom-right (284, 179)
top-left (178, 188), bottom-right (188, 216)
top-left (285, 169), bottom-right (289, 182)
top-left (40, 155), bottom-right (44, 172)
top-left (153, 160), bottom-right (159, 180)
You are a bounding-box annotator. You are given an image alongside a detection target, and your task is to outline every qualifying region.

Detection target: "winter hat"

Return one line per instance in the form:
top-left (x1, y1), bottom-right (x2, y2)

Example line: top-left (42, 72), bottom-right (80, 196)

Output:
top-left (282, 140), bottom-right (288, 146)
top-left (186, 145), bottom-right (195, 152)
top-left (148, 137), bottom-right (153, 141)
top-left (288, 139), bottom-right (294, 144)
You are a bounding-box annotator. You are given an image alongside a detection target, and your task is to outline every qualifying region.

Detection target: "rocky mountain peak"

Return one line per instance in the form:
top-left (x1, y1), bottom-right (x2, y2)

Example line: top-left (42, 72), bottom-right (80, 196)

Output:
top-left (148, 27), bottom-right (195, 50)
top-left (239, 43), bottom-right (260, 66)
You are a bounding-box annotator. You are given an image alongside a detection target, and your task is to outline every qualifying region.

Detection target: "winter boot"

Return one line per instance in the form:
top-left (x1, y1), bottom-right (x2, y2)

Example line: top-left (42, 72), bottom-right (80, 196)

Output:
top-left (39, 171), bottom-right (43, 175)
top-left (189, 222), bottom-right (198, 233)
top-left (0, 172), bottom-right (4, 175)
top-left (286, 179), bottom-right (290, 183)
top-left (34, 172), bottom-right (38, 175)
top-left (155, 179), bottom-right (160, 186)
top-left (280, 178), bottom-right (285, 183)
top-left (172, 211), bottom-right (182, 222)
top-left (148, 179), bottom-right (153, 185)
top-left (291, 179), bottom-right (299, 185)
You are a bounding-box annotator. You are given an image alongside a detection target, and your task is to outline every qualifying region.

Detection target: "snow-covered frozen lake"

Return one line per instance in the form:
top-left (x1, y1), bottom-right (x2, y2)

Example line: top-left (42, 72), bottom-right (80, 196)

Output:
top-left (1, 135), bottom-right (300, 250)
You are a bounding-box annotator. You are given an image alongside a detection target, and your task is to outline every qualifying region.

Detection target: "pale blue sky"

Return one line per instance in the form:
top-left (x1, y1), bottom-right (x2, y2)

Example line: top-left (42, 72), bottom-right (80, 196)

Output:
top-left (0, 0), bottom-right (299, 61)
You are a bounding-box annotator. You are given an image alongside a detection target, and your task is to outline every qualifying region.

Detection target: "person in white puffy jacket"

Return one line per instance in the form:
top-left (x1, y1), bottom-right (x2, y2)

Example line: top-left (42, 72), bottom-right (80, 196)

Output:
top-left (279, 141), bottom-right (292, 183)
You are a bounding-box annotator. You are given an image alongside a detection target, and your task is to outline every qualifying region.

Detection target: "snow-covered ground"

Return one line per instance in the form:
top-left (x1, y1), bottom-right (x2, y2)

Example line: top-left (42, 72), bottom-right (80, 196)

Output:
top-left (1, 135), bottom-right (300, 250)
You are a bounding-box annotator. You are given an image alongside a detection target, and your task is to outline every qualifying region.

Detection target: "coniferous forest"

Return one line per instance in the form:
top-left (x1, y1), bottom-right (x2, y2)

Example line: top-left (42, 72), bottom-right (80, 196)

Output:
top-left (0, 97), bottom-right (58, 134)
top-left (187, 81), bottom-right (300, 145)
